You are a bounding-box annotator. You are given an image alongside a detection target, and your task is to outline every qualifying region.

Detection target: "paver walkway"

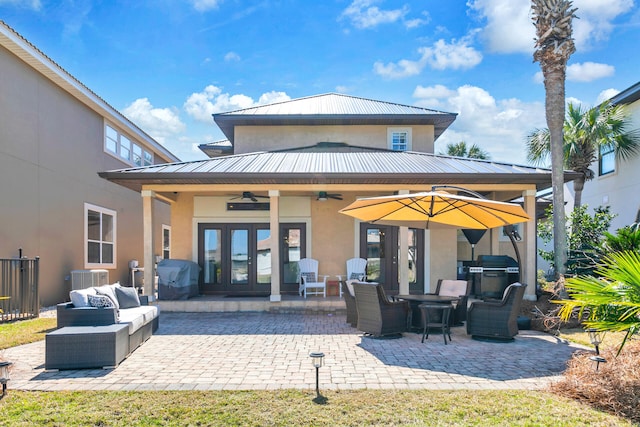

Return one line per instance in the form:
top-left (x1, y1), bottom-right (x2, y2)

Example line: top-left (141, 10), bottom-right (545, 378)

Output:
top-left (5, 312), bottom-right (587, 391)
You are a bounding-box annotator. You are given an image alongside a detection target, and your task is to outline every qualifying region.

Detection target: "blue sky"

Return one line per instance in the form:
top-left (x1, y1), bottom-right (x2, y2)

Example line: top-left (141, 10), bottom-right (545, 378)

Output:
top-left (1, 0), bottom-right (639, 164)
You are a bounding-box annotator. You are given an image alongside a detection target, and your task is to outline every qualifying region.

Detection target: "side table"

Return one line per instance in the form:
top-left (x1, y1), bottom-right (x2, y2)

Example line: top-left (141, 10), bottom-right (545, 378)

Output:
top-left (419, 303), bottom-right (453, 345)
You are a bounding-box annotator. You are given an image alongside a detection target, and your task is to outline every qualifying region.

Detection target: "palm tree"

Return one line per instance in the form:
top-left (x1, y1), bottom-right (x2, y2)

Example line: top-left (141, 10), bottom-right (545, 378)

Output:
top-left (557, 251), bottom-right (640, 354)
top-left (441, 141), bottom-right (491, 159)
top-left (527, 102), bottom-right (640, 207)
top-left (532, 0), bottom-right (577, 279)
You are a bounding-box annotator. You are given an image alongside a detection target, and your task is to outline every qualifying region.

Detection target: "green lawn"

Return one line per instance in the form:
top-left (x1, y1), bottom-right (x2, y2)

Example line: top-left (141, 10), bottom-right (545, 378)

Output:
top-left (0, 389), bottom-right (632, 426)
top-left (0, 317), bottom-right (57, 350)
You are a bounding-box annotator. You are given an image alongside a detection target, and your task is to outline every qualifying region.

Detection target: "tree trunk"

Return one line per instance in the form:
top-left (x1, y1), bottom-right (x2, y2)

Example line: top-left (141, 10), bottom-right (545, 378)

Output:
top-left (543, 67), bottom-right (568, 278)
top-left (573, 175), bottom-right (585, 208)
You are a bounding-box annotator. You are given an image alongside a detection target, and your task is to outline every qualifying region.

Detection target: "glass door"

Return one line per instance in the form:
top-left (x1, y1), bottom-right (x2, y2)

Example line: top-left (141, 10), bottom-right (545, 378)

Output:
top-left (280, 223), bottom-right (306, 294)
top-left (359, 224), bottom-right (424, 294)
top-left (198, 223), bottom-right (272, 295)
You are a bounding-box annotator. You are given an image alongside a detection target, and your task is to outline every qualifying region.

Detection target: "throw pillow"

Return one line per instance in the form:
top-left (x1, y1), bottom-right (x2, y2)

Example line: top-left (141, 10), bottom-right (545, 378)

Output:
top-left (349, 272), bottom-right (363, 280)
top-left (69, 287), bottom-right (98, 308)
top-left (88, 294), bottom-right (115, 309)
top-left (115, 286), bottom-right (141, 309)
top-left (300, 272), bottom-right (316, 283)
top-left (94, 284), bottom-right (120, 310)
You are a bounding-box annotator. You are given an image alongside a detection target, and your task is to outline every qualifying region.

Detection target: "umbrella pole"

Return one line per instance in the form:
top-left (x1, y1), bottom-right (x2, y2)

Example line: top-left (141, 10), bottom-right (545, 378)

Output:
top-left (505, 226), bottom-right (522, 283)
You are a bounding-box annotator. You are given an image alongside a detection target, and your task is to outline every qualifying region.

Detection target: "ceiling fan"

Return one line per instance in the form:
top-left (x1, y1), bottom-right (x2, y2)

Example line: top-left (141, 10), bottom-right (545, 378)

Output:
top-left (229, 191), bottom-right (269, 202)
top-left (317, 191), bottom-right (343, 201)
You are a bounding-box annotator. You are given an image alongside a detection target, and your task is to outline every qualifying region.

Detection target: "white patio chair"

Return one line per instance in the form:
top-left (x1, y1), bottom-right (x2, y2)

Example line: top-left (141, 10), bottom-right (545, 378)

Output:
top-left (297, 258), bottom-right (328, 298)
top-left (336, 257), bottom-right (367, 298)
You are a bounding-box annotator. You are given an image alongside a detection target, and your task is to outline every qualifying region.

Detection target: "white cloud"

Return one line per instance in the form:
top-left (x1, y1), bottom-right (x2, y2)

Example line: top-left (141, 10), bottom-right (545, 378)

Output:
top-left (122, 98), bottom-right (186, 144)
top-left (191, 0), bottom-right (222, 12)
top-left (183, 85), bottom-right (291, 123)
top-left (224, 52), bottom-right (240, 62)
top-left (534, 62), bottom-right (615, 84)
top-left (467, 0), bottom-right (635, 54)
top-left (414, 84), bottom-right (546, 164)
top-left (339, 0), bottom-right (409, 29)
top-left (566, 62), bottom-right (615, 82)
top-left (596, 88), bottom-right (621, 104)
top-left (257, 91), bottom-right (291, 105)
top-left (467, 0), bottom-right (533, 54)
top-left (0, 0), bottom-right (41, 10)
top-left (374, 37), bottom-right (482, 78)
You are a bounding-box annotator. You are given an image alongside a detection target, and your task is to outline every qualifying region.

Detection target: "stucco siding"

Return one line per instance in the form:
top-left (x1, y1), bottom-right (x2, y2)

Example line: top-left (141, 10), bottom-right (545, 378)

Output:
top-left (580, 99), bottom-right (640, 231)
top-left (0, 42), bottom-right (171, 306)
top-left (233, 125), bottom-right (435, 154)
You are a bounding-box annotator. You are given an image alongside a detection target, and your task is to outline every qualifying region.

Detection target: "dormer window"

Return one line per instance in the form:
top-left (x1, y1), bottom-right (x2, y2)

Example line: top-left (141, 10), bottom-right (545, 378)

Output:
top-left (388, 127), bottom-right (412, 151)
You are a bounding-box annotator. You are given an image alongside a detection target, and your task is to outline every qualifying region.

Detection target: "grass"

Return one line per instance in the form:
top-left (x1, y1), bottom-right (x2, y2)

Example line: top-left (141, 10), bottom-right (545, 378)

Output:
top-left (0, 317), bottom-right (57, 350)
top-left (0, 389), bottom-right (632, 426)
top-left (0, 316), bottom-right (634, 426)
top-left (557, 328), bottom-right (635, 350)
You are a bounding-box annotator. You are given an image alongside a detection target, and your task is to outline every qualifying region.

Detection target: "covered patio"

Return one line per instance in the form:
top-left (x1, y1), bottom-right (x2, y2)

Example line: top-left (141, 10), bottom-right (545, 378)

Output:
top-left (99, 143), bottom-right (579, 305)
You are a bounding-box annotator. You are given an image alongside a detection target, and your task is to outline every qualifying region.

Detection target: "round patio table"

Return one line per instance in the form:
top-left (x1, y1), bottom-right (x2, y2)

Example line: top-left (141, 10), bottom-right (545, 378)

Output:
top-left (393, 294), bottom-right (459, 330)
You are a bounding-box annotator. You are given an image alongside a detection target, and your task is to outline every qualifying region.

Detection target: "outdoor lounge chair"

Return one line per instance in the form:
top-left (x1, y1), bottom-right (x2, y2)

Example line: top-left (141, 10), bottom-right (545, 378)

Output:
top-left (297, 258), bottom-right (328, 298)
top-left (341, 258), bottom-right (367, 326)
top-left (466, 282), bottom-right (527, 341)
top-left (428, 279), bottom-right (471, 324)
top-left (337, 257), bottom-right (367, 299)
top-left (352, 282), bottom-right (410, 337)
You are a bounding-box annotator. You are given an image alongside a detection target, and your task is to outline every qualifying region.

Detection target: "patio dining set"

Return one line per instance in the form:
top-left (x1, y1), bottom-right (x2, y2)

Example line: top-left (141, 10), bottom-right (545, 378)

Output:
top-left (299, 256), bottom-right (527, 344)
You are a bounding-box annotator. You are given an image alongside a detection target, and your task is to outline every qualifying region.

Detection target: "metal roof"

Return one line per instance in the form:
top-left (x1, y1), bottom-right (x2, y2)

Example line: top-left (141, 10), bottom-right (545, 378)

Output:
top-left (609, 81), bottom-right (640, 105)
top-left (213, 93), bottom-right (457, 143)
top-left (99, 143), bottom-right (579, 192)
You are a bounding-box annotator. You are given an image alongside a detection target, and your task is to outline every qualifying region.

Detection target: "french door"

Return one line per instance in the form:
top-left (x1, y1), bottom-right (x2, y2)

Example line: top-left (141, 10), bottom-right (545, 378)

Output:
top-left (359, 224), bottom-right (424, 294)
top-left (198, 223), bottom-right (306, 295)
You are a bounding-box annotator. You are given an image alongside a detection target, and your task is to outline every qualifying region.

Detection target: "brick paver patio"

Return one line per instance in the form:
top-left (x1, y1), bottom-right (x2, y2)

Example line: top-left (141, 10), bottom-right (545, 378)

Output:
top-left (5, 312), bottom-right (587, 391)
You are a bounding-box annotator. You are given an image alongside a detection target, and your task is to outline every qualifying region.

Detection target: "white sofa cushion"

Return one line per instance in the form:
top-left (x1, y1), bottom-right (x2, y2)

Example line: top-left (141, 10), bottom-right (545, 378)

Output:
top-left (69, 287), bottom-right (98, 308)
top-left (94, 283), bottom-right (121, 310)
top-left (118, 305), bottom-right (159, 334)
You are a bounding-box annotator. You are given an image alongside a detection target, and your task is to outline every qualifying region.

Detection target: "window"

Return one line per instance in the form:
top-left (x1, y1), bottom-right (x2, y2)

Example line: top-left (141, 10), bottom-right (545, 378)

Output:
top-left (85, 203), bottom-right (116, 268)
top-left (387, 127), bottom-right (412, 151)
top-left (162, 225), bottom-right (171, 259)
top-left (599, 144), bottom-right (615, 175)
top-left (104, 124), bottom-right (154, 167)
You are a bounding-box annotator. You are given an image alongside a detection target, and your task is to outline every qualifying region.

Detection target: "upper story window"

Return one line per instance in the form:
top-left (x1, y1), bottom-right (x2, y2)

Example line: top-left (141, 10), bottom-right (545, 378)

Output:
top-left (105, 124), bottom-right (153, 167)
top-left (599, 144), bottom-right (615, 176)
top-left (85, 203), bottom-right (116, 269)
top-left (387, 127), bottom-right (412, 151)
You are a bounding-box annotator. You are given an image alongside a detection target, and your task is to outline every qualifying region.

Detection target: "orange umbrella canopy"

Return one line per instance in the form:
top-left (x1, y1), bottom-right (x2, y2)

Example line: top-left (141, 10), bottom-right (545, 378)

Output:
top-left (339, 191), bottom-right (530, 230)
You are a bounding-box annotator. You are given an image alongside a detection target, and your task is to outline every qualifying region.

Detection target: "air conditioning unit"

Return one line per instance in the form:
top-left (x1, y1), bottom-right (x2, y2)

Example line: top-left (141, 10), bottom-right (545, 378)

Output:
top-left (70, 269), bottom-right (109, 290)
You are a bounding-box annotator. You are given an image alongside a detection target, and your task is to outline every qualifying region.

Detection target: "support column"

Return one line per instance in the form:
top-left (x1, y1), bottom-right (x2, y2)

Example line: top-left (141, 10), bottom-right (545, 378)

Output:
top-left (269, 190), bottom-right (281, 302)
top-left (398, 190), bottom-right (410, 295)
top-left (523, 189), bottom-right (537, 299)
top-left (141, 190), bottom-right (156, 299)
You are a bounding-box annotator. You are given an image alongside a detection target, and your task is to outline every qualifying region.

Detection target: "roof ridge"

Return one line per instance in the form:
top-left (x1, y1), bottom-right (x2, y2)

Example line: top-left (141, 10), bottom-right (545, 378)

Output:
top-left (216, 92), bottom-right (455, 116)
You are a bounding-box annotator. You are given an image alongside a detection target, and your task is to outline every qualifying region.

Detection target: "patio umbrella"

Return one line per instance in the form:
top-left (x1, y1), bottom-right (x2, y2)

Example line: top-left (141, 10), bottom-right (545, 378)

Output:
top-left (338, 189), bottom-right (530, 230)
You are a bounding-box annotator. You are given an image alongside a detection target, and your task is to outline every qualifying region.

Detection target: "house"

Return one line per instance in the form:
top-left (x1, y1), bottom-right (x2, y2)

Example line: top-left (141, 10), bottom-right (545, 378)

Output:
top-left (580, 81), bottom-right (640, 231)
top-left (0, 21), bottom-right (180, 306)
top-left (100, 93), bottom-right (580, 303)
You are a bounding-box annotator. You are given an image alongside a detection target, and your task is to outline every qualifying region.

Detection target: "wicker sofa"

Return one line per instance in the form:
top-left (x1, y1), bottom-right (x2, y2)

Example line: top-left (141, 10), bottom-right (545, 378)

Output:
top-left (46, 284), bottom-right (159, 370)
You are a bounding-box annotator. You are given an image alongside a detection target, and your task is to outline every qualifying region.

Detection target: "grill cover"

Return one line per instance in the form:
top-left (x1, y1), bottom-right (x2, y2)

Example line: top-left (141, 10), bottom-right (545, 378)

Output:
top-left (157, 259), bottom-right (201, 300)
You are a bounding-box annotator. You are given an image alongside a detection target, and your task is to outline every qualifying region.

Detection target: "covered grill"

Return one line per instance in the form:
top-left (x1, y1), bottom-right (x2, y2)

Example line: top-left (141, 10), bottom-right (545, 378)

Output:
top-left (470, 255), bottom-right (519, 299)
top-left (157, 259), bottom-right (201, 300)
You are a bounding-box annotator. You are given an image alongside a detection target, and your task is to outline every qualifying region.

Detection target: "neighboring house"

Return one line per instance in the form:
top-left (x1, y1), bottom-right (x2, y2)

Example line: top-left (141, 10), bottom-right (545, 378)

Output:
top-left (580, 81), bottom-right (640, 231)
top-left (101, 93), bottom-right (578, 302)
top-left (0, 21), bottom-right (180, 306)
